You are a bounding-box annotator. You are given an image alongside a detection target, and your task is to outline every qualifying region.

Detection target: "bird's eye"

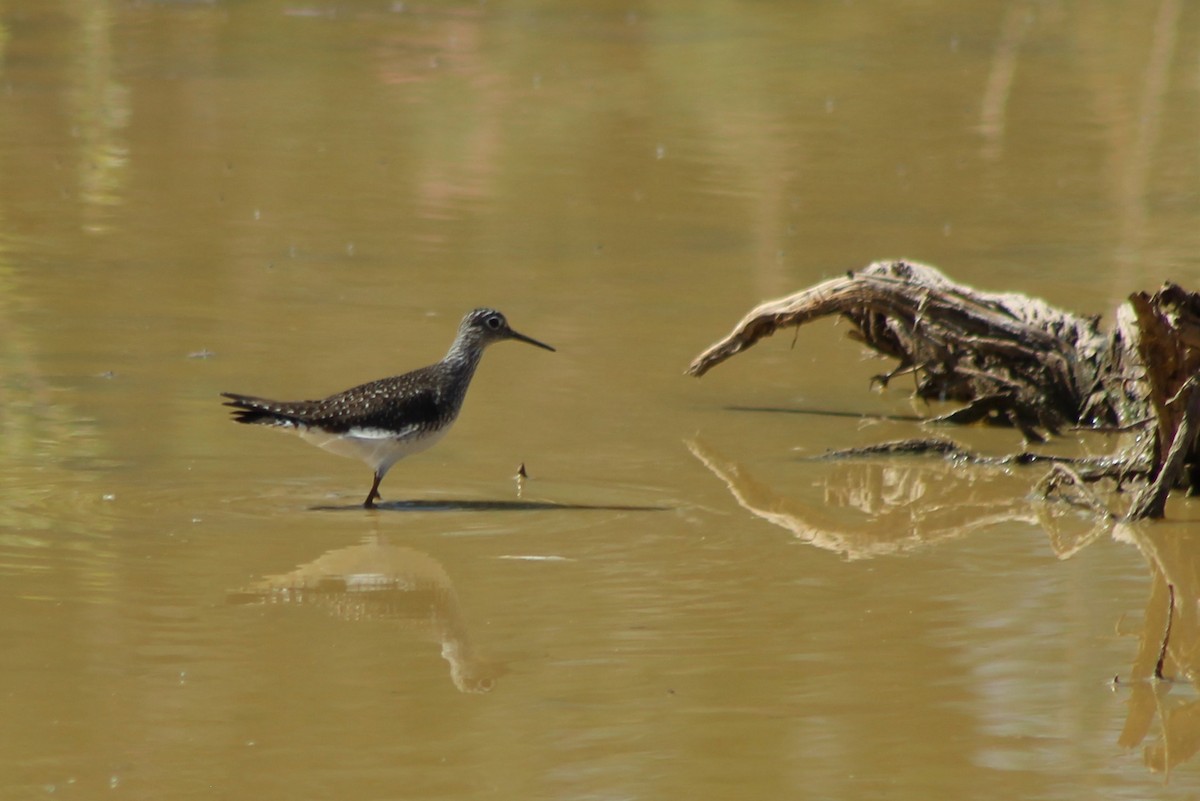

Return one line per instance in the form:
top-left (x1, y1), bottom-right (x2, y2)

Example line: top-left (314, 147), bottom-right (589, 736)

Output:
top-left (486, 315), bottom-right (502, 329)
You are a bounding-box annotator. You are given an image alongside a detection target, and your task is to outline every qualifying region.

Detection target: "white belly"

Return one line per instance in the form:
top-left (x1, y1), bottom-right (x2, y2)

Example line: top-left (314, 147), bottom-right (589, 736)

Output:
top-left (296, 424), bottom-right (450, 477)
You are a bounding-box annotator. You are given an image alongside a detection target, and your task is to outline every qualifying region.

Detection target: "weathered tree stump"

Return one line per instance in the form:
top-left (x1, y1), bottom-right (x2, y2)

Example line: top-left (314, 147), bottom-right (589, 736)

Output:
top-left (686, 260), bottom-right (1200, 520)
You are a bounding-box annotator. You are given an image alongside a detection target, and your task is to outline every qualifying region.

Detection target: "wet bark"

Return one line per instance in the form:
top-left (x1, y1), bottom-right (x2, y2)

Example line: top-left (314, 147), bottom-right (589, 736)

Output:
top-left (687, 260), bottom-right (1200, 520)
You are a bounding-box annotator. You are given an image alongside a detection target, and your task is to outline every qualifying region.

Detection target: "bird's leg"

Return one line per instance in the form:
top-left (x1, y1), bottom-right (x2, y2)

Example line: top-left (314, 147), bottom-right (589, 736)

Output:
top-left (364, 472), bottom-right (383, 508)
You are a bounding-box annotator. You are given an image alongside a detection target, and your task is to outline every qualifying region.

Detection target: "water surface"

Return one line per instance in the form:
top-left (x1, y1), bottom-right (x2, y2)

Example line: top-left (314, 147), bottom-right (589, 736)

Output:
top-left (2, 2), bottom-right (1199, 799)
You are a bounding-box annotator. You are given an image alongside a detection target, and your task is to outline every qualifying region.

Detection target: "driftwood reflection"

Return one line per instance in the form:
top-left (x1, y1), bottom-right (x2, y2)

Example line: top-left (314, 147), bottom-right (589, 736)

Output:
top-left (1112, 523), bottom-right (1200, 777)
top-left (689, 436), bottom-right (1200, 775)
top-left (229, 537), bottom-right (501, 693)
top-left (686, 436), bottom-right (1039, 559)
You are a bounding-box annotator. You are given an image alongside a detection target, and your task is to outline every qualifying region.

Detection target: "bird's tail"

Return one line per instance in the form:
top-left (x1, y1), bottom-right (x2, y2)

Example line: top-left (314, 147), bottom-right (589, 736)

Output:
top-left (221, 392), bottom-right (317, 428)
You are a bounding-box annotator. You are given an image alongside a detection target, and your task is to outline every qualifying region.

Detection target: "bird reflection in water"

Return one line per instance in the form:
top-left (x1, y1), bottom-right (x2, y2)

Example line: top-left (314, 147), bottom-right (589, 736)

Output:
top-left (229, 537), bottom-right (501, 693)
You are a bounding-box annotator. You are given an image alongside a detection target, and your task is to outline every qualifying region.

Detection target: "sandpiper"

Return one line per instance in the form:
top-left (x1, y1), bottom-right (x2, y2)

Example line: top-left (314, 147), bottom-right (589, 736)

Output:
top-left (222, 308), bottom-right (555, 508)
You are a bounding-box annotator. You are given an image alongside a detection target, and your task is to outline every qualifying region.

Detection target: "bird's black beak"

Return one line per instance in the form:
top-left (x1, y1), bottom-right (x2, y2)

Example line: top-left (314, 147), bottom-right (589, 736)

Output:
top-left (508, 328), bottom-right (556, 352)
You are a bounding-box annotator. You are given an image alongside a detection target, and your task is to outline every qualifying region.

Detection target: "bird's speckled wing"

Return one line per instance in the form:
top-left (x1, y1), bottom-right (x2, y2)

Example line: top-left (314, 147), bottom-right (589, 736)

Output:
top-left (308, 366), bottom-right (447, 433)
top-left (222, 364), bottom-right (450, 434)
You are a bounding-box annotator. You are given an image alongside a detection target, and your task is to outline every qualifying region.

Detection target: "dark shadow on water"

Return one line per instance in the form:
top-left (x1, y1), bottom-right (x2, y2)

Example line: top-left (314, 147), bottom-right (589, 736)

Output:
top-left (725, 405), bottom-right (925, 423)
top-left (311, 499), bottom-right (671, 512)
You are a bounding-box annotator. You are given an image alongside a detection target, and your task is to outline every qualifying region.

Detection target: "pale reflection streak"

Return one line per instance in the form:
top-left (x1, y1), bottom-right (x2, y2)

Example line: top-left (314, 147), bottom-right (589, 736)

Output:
top-left (0, 202), bottom-right (102, 537)
top-left (371, 8), bottom-right (501, 244)
top-left (66, 2), bottom-right (130, 233)
top-left (980, 1), bottom-right (1187, 280)
top-left (979, 2), bottom-right (1033, 161)
top-left (1111, 0), bottom-right (1182, 272)
top-left (686, 436), bottom-right (1037, 560)
top-left (229, 535), bottom-right (501, 694)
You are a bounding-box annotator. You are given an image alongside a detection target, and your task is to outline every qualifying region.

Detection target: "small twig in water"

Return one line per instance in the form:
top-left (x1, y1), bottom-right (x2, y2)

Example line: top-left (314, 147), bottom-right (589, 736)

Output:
top-left (1155, 583), bottom-right (1175, 681)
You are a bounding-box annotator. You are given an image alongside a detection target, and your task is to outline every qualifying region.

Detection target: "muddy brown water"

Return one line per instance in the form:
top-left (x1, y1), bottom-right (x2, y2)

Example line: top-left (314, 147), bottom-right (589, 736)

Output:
top-left (2, 2), bottom-right (1200, 799)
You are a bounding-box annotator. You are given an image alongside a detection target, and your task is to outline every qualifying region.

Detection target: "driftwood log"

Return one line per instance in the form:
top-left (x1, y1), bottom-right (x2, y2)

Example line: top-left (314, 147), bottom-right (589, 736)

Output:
top-left (686, 260), bottom-right (1200, 521)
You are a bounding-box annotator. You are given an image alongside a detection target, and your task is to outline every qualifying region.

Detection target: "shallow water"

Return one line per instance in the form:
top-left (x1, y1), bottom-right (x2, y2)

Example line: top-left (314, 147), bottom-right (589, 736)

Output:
top-left (2, 1), bottom-right (1200, 799)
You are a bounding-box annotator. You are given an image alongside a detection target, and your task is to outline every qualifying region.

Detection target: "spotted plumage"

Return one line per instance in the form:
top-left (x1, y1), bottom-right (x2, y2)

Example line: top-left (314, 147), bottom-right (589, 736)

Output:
top-left (222, 308), bottom-right (555, 507)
